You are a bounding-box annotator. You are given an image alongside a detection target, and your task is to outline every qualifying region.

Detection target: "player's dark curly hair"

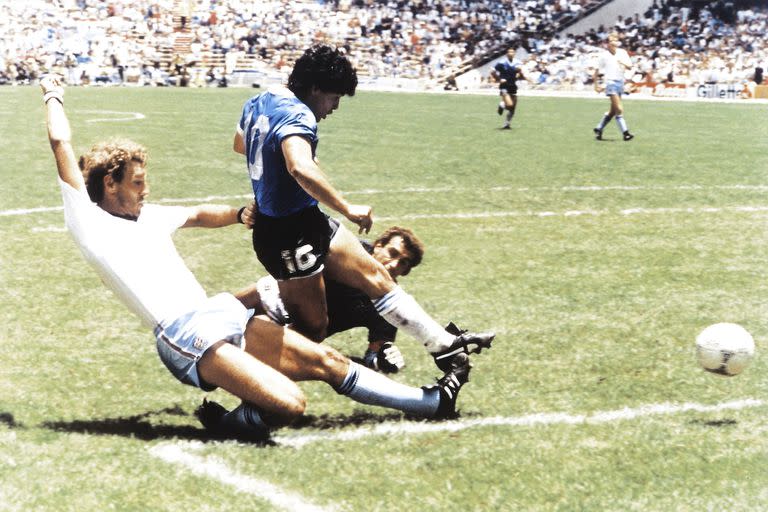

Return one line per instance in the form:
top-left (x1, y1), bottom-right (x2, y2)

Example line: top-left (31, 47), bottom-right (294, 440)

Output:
top-left (78, 138), bottom-right (147, 203)
top-left (287, 45), bottom-right (357, 100)
top-left (374, 226), bottom-right (424, 275)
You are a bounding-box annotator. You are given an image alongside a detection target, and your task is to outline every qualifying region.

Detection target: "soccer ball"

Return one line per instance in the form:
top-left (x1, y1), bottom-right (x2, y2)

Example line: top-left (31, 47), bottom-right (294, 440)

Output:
top-left (695, 323), bottom-right (755, 376)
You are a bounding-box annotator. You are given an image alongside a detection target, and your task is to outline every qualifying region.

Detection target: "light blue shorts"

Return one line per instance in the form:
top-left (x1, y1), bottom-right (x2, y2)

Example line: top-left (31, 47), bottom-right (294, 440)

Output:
top-left (605, 79), bottom-right (624, 96)
top-left (154, 293), bottom-right (248, 391)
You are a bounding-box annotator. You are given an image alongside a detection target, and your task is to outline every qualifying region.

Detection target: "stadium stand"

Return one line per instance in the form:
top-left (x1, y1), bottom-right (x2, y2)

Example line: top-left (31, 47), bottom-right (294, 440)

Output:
top-left (0, 0), bottom-right (764, 97)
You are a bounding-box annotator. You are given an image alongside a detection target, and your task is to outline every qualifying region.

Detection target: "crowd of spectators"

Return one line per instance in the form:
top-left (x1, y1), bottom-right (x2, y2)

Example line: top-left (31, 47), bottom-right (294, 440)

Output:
top-left (509, 0), bottom-right (766, 95)
top-left (0, 0), bottom-right (602, 87)
top-left (0, 0), bottom-right (764, 95)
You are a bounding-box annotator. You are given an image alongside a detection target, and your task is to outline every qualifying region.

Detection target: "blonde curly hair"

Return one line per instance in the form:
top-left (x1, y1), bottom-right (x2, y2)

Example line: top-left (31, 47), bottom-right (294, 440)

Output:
top-left (78, 138), bottom-right (147, 202)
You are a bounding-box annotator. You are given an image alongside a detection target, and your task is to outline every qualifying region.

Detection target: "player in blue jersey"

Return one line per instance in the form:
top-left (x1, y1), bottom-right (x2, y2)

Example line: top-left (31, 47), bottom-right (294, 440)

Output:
top-left (237, 226), bottom-right (428, 374)
top-left (234, 45), bottom-right (494, 372)
top-left (592, 34), bottom-right (634, 141)
top-left (491, 48), bottom-right (529, 130)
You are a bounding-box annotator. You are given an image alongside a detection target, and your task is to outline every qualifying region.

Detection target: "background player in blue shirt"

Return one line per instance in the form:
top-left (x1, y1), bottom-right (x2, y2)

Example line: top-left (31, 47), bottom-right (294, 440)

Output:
top-left (234, 45), bottom-right (494, 372)
top-left (491, 48), bottom-right (530, 130)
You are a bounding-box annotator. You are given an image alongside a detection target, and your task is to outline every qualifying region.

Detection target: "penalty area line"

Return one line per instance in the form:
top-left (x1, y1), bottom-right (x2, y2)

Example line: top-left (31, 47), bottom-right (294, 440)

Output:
top-left (149, 443), bottom-right (338, 512)
top-left (272, 398), bottom-right (764, 449)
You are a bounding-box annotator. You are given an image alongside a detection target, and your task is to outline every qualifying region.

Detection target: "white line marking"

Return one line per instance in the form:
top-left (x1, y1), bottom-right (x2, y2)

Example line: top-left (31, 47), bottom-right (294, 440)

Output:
top-left (14, 205), bottom-right (768, 232)
top-left (272, 398), bottom-right (764, 449)
top-left (375, 205), bottom-right (768, 222)
top-left (4, 184), bottom-right (766, 218)
top-left (6, 183), bottom-right (768, 220)
top-left (1, 206), bottom-right (64, 217)
top-left (31, 225), bottom-right (67, 233)
top-left (149, 444), bottom-right (336, 512)
top-left (81, 110), bottom-right (146, 123)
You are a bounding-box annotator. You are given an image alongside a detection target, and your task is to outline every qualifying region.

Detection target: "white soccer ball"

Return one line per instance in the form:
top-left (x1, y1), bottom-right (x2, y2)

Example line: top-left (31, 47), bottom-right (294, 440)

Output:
top-left (695, 323), bottom-right (755, 376)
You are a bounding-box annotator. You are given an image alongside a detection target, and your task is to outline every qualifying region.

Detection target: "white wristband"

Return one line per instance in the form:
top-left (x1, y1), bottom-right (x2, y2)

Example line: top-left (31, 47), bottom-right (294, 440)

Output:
top-left (44, 91), bottom-right (63, 105)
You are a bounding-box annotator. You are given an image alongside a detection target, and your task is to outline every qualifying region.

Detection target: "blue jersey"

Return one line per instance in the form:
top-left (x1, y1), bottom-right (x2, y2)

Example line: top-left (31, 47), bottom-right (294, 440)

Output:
top-left (494, 58), bottom-right (521, 83)
top-left (238, 87), bottom-right (319, 218)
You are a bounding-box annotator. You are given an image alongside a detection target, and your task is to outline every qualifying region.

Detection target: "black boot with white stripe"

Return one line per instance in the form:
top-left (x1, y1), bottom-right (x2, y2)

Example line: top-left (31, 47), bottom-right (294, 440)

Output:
top-left (431, 352), bottom-right (472, 420)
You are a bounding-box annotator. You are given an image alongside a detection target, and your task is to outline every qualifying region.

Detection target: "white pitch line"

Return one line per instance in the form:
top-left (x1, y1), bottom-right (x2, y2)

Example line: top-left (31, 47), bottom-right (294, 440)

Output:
top-left (375, 205), bottom-right (768, 222)
top-left (149, 444), bottom-right (337, 512)
top-left (272, 398), bottom-right (764, 449)
top-left (3, 183), bottom-right (767, 217)
top-left (81, 110), bottom-right (146, 123)
top-left (13, 205), bottom-right (768, 231)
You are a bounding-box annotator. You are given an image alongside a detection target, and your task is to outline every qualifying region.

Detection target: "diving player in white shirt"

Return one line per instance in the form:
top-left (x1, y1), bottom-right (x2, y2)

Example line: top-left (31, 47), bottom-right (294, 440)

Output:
top-left (593, 34), bottom-right (635, 141)
top-left (38, 75), bottom-right (474, 443)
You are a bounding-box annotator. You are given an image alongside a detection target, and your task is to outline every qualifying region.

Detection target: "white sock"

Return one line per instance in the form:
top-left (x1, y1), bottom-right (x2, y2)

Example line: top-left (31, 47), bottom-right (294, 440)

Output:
top-left (336, 362), bottom-right (439, 417)
top-left (373, 286), bottom-right (455, 353)
top-left (616, 115), bottom-right (629, 132)
top-left (596, 113), bottom-right (610, 130)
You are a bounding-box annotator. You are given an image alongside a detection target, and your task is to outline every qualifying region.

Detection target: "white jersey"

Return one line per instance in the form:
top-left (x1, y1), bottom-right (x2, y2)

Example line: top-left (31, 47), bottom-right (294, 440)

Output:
top-left (59, 178), bottom-right (208, 329)
top-left (597, 48), bottom-right (631, 81)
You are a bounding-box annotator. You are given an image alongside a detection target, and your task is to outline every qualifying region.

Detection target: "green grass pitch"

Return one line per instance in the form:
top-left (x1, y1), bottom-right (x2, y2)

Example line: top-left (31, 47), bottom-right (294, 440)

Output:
top-left (0, 85), bottom-right (767, 511)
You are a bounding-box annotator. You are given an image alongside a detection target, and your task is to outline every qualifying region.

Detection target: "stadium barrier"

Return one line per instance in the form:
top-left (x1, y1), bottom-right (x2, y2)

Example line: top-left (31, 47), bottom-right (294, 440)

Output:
top-left (754, 85), bottom-right (768, 99)
top-left (634, 81), bottom-right (756, 100)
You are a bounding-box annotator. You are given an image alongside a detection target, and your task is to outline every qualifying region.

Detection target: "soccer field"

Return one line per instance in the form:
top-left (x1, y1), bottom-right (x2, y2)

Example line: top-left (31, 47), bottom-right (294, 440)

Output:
top-left (1, 86), bottom-right (767, 511)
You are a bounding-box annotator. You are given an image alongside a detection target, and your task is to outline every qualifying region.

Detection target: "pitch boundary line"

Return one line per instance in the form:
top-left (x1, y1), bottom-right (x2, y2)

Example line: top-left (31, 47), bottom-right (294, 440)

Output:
top-left (16, 205), bottom-right (768, 231)
top-left (149, 443), bottom-right (337, 512)
top-left (272, 398), bottom-right (764, 449)
top-left (148, 398), bottom-right (763, 508)
top-left (4, 183), bottom-right (768, 217)
top-left (80, 109), bottom-right (146, 123)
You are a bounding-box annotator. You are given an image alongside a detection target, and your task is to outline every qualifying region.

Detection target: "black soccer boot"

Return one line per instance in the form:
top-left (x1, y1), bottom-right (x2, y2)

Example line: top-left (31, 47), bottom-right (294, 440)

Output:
top-left (430, 352), bottom-right (472, 420)
top-left (432, 322), bottom-right (494, 372)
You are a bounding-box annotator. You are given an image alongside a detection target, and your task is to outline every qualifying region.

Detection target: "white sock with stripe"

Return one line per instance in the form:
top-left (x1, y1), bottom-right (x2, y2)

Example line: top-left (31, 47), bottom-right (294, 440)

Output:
top-left (336, 362), bottom-right (439, 417)
top-left (372, 286), bottom-right (455, 353)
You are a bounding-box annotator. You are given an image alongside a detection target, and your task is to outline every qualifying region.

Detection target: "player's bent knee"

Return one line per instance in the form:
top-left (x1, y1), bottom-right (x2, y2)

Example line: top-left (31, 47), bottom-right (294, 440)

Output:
top-left (313, 344), bottom-right (349, 382)
top-left (365, 263), bottom-right (395, 298)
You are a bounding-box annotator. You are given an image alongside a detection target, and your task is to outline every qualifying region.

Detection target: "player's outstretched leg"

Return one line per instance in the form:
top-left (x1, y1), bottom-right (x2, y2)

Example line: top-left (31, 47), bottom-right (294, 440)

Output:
top-left (430, 352), bottom-right (472, 420)
top-left (432, 322), bottom-right (494, 372)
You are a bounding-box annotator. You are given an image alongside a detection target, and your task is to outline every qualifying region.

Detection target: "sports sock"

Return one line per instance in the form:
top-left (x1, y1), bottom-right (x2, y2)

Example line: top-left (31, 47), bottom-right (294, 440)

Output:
top-left (220, 402), bottom-right (270, 440)
top-left (373, 286), bottom-right (455, 353)
top-left (506, 110), bottom-right (514, 122)
top-left (616, 115), bottom-right (629, 133)
top-left (498, 101), bottom-right (504, 109)
top-left (596, 113), bottom-right (610, 131)
top-left (336, 362), bottom-right (440, 416)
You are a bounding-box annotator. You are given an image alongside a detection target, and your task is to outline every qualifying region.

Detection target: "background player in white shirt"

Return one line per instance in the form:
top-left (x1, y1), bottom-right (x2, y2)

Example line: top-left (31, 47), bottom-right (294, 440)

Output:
top-left (592, 34), bottom-right (635, 141)
top-left (38, 75), bottom-right (473, 443)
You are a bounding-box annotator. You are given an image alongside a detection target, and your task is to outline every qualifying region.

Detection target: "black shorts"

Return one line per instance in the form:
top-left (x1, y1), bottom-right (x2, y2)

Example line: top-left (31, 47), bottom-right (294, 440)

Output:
top-left (500, 84), bottom-right (518, 96)
top-left (252, 206), bottom-right (340, 280)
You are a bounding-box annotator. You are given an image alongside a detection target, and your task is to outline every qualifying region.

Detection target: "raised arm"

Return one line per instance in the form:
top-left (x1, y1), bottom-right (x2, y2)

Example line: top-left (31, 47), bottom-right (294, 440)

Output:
top-left (282, 134), bottom-right (372, 234)
top-left (41, 76), bottom-right (85, 192)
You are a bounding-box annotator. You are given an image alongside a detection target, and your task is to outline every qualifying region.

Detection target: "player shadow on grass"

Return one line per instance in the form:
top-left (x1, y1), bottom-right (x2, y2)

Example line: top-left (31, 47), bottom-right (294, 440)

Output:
top-left (0, 412), bottom-right (22, 428)
top-left (36, 406), bottom-right (447, 441)
top-left (40, 405), bottom-right (212, 442)
top-left (287, 409), bottom-right (407, 430)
